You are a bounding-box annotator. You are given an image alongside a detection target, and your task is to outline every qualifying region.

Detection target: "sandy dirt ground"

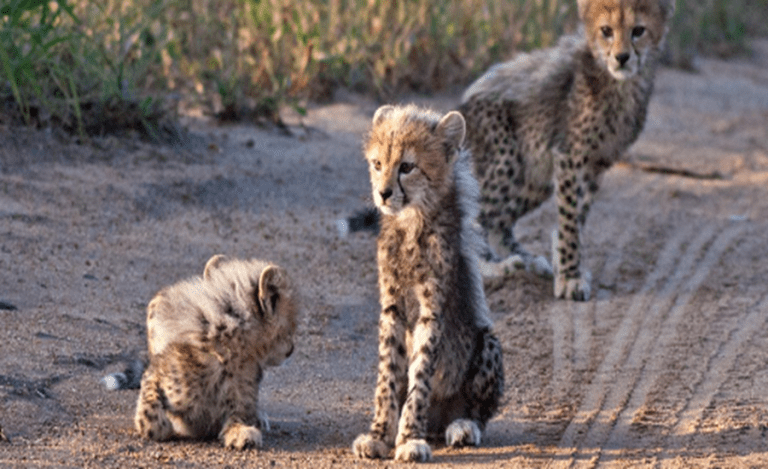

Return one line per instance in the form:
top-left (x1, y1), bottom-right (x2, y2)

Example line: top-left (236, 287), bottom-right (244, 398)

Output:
top-left (1, 40), bottom-right (768, 468)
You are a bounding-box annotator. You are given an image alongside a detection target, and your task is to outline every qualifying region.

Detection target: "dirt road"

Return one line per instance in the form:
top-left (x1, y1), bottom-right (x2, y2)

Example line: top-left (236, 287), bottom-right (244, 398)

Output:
top-left (1, 41), bottom-right (767, 468)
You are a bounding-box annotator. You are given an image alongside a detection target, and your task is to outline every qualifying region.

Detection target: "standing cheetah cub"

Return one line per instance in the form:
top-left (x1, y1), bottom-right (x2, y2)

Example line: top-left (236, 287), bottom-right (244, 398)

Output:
top-left (352, 105), bottom-right (504, 463)
top-left (134, 255), bottom-right (298, 449)
top-left (460, 0), bottom-right (675, 300)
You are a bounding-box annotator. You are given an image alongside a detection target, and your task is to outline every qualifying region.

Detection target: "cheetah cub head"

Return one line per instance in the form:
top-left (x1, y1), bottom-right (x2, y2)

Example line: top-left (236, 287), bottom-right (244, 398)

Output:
top-left (203, 254), bottom-right (298, 367)
top-left (365, 104), bottom-right (465, 218)
top-left (578, 0), bottom-right (675, 80)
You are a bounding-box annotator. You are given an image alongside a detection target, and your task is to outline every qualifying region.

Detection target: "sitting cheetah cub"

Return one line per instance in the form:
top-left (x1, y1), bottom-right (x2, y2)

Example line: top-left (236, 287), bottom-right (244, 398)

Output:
top-left (352, 105), bottom-right (504, 463)
top-left (460, 0), bottom-right (675, 300)
top-left (134, 255), bottom-right (298, 450)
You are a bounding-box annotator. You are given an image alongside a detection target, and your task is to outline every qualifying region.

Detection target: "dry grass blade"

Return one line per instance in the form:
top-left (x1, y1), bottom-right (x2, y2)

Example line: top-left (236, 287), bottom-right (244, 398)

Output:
top-left (1, 0), bottom-right (766, 137)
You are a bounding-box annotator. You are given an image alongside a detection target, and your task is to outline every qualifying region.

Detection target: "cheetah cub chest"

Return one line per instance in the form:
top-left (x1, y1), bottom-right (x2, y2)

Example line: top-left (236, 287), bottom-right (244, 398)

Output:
top-left (134, 255), bottom-right (298, 450)
top-left (352, 105), bottom-right (504, 463)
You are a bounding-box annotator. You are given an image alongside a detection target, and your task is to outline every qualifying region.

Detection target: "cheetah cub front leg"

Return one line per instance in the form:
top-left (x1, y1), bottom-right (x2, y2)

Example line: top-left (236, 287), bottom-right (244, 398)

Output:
top-left (351, 295), bottom-right (407, 459)
top-left (552, 227), bottom-right (592, 301)
top-left (552, 150), bottom-right (593, 301)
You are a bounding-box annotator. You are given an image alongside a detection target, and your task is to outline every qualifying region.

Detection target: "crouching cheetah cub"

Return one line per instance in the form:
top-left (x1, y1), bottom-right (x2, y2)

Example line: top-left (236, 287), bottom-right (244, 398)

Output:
top-left (352, 105), bottom-right (504, 463)
top-left (134, 255), bottom-right (298, 449)
top-left (460, 0), bottom-right (675, 300)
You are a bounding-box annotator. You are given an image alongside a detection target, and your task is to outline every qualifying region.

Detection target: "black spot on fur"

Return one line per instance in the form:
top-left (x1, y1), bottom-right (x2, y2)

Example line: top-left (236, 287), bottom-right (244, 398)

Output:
top-left (198, 310), bottom-right (210, 330)
top-left (223, 302), bottom-right (238, 319)
top-left (158, 387), bottom-right (171, 410)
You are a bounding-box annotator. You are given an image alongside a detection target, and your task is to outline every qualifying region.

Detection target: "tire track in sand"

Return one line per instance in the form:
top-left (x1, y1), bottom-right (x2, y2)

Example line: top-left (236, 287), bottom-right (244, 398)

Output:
top-left (546, 222), bottom-right (740, 468)
top-left (597, 223), bottom-right (747, 465)
top-left (550, 175), bottom-right (660, 391)
top-left (549, 226), bottom-right (636, 391)
top-left (653, 283), bottom-right (768, 465)
top-left (546, 224), bottom-right (696, 467)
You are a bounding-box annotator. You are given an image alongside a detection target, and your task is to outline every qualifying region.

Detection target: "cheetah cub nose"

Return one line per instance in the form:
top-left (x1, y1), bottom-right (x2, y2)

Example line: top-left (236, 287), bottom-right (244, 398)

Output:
top-left (616, 52), bottom-right (630, 67)
top-left (380, 189), bottom-right (393, 202)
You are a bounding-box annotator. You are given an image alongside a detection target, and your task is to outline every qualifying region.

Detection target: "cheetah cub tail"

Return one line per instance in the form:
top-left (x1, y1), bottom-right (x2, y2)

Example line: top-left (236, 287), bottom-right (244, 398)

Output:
top-left (335, 207), bottom-right (380, 238)
top-left (101, 359), bottom-right (144, 391)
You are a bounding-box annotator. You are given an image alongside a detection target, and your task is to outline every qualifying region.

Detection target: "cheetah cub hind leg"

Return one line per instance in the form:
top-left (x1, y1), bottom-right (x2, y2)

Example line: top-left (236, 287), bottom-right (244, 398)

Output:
top-left (478, 227), bottom-right (553, 281)
top-left (478, 254), bottom-right (553, 281)
top-left (352, 433), bottom-right (391, 459)
top-left (551, 229), bottom-right (592, 301)
top-left (445, 419), bottom-right (482, 447)
top-left (134, 374), bottom-right (175, 442)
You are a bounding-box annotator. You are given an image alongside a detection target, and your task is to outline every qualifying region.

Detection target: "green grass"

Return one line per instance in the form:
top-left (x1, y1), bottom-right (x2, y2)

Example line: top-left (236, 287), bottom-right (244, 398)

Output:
top-left (0, 0), bottom-right (765, 139)
top-left (667, 0), bottom-right (764, 69)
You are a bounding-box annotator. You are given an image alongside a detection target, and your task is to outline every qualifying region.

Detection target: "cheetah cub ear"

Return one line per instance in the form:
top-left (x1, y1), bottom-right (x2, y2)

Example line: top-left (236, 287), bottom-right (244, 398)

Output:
top-left (258, 265), bottom-right (288, 316)
top-left (204, 254), bottom-right (228, 280)
top-left (436, 111), bottom-right (466, 160)
top-left (372, 105), bottom-right (396, 126)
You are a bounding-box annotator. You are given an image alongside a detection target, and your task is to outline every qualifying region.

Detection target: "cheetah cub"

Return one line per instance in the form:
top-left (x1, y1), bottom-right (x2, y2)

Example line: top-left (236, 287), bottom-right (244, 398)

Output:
top-left (460, 0), bottom-right (675, 300)
top-left (352, 105), bottom-right (504, 463)
top-left (134, 255), bottom-right (298, 450)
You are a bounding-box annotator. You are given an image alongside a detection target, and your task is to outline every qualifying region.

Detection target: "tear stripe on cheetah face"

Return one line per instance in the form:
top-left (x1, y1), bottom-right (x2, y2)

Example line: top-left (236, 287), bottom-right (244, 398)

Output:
top-left (134, 255), bottom-right (298, 449)
top-left (460, 0), bottom-right (673, 300)
top-left (353, 105), bottom-right (504, 463)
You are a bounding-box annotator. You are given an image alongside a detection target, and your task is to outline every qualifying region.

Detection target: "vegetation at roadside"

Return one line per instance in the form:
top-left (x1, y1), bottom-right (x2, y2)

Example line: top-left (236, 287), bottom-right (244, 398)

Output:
top-left (0, 0), bottom-right (766, 141)
top-left (667, 0), bottom-right (767, 69)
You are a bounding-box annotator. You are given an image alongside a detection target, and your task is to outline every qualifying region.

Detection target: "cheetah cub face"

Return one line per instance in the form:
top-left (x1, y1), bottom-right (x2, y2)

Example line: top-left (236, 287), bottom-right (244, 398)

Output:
top-left (365, 105), bottom-right (465, 218)
top-left (580, 0), bottom-right (674, 80)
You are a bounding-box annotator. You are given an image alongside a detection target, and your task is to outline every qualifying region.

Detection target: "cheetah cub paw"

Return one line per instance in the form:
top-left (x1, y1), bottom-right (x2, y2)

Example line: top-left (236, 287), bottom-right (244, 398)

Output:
top-left (445, 419), bottom-right (482, 447)
top-left (395, 439), bottom-right (432, 463)
top-left (479, 253), bottom-right (553, 280)
top-left (352, 433), bottom-right (391, 459)
top-left (478, 254), bottom-right (525, 278)
top-left (554, 273), bottom-right (592, 301)
top-left (220, 422), bottom-right (262, 450)
top-left (529, 254), bottom-right (554, 278)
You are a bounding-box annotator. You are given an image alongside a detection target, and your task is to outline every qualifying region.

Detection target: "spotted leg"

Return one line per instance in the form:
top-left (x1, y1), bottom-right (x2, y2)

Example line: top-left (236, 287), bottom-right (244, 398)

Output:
top-left (393, 280), bottom-right (445, 463)
top-left (552, 149), bottom-right (593, 301)
top-left (445, 330), bottom-right (504, 447)
top-left (352, 269), bottom-right (407, 460)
